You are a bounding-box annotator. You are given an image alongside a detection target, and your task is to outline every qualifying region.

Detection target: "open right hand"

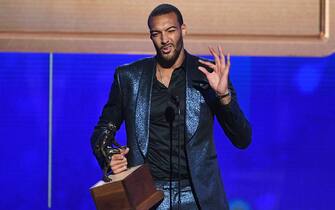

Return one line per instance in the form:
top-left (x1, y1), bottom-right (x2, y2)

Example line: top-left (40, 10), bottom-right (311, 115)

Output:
top-left (110, 147), bottom-right (129, 174)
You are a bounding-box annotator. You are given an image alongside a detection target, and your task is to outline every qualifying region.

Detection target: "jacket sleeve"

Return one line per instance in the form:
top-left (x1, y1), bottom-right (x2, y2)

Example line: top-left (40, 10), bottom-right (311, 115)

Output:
top-left (90, 68), bottom-right (124, 169)
top-left (214, 79), bottom-right (252, 149)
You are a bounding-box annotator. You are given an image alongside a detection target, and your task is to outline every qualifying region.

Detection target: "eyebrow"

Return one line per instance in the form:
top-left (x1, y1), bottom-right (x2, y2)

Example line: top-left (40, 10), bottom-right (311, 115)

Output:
top-left (150, 26), bottom-right (177, 33)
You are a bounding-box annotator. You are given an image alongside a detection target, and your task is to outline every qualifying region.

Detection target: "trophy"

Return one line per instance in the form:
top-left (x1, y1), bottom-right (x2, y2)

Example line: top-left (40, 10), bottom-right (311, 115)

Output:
top-left (95, 122), bottom-right (127, 182)
top-left (91, 122), bottom-right (164, 210)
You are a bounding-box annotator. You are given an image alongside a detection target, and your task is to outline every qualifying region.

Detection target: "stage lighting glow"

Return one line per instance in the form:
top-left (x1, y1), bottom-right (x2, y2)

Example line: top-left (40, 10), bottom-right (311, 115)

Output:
top-left (230, 199), bottom-right (251, 210)
top-left (295, 64), bottom-right (323, 94)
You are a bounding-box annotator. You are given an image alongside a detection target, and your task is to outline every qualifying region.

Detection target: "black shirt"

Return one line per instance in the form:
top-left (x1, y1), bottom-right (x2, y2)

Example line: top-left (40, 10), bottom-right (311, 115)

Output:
top-left (146, 61), bottom-right (189, 181)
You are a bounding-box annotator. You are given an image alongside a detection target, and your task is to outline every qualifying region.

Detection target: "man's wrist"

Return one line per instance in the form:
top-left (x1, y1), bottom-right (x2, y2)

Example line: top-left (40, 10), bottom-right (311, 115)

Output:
top-left (216, 89), bottom-right (231, 105)
top-left (215, 89), bottom-right (230, 99)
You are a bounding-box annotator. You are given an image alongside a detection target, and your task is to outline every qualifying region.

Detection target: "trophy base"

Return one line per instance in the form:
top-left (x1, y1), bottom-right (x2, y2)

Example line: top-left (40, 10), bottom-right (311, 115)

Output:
top-left (90, 164), bottom-right (164, 210)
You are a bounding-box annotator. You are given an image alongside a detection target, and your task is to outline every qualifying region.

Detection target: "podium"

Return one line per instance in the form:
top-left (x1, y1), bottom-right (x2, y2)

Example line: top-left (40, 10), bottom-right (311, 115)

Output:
top-left (90, 164), bottom-right (164, 210)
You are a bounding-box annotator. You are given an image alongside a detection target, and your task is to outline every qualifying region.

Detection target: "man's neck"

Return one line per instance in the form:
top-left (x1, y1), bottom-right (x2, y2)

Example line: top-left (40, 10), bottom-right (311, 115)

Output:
top-left (155, 49), bottom-right (186, 87)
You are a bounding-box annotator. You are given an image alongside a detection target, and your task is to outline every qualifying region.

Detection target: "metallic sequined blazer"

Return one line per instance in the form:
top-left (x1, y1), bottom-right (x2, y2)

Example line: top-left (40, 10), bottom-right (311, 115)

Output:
top-left (91, 51), bottom-right (252, 210)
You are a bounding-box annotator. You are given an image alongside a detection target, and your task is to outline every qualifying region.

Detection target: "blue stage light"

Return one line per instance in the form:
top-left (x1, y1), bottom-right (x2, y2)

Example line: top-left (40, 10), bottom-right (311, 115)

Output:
top-left (295, 64), bottom-right (324, 94)
top-left (230, 199), bottom-right (251, 210)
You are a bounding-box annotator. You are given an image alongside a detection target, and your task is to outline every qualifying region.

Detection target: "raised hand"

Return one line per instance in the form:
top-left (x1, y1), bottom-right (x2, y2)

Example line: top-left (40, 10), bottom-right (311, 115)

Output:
top-left (198, 46), bottom-right (231, 104)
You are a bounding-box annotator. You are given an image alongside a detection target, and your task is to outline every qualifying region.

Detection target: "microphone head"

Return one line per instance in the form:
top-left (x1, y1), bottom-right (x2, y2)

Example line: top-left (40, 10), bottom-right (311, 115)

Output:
top-left (171, 94), bottom-right (180, 106)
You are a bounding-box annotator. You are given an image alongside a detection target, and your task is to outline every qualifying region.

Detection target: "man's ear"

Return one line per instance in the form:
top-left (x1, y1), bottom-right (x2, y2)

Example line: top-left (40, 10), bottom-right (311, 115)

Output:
top-left (181, 24), bottom-right (187, 37)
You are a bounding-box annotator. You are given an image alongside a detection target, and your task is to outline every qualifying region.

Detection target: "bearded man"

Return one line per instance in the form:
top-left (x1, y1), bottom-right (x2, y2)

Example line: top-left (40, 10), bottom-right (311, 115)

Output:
top-left (91, 4), bottom-right (252, 210)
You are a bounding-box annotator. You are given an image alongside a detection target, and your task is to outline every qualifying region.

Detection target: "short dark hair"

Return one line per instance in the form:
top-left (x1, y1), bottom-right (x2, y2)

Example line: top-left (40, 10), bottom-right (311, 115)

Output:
top-left (147, 4), bottom-right (184, 28)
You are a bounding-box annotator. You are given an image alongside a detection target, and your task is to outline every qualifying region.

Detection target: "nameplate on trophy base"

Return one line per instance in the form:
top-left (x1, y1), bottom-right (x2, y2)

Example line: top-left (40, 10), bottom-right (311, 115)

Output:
top-left (90, 164), bottom-right (164, 210)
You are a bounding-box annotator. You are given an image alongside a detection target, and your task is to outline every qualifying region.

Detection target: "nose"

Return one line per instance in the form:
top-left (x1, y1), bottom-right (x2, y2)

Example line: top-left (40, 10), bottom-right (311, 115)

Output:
top-left (161, 32), bottom-right (169, 45)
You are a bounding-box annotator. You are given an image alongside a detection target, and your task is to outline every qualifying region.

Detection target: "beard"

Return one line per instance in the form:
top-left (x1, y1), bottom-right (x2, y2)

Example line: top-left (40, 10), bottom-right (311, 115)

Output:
top-left (155, 37), bottom-right (183, 68)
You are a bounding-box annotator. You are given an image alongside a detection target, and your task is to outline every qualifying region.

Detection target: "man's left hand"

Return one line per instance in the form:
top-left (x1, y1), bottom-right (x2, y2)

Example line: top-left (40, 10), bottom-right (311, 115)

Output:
top-left (198, 46), bottom-right (231, 104)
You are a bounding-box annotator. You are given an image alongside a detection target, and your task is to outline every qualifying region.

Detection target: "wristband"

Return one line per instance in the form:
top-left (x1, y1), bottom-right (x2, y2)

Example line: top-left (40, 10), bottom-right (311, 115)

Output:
top-left (216, 90), bottom-right (231, 100)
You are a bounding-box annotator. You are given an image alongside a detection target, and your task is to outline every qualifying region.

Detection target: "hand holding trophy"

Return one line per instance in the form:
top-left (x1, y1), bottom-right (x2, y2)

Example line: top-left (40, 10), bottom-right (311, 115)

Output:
top-left (95, 122), bottom-right (128, 182)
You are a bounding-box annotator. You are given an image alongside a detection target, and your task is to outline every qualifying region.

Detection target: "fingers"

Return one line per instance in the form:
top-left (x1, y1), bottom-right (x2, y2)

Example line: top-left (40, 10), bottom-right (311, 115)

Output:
top-left (198, 46), bottom-right (231, 78)
top-left (119, 147), bottom-right (129, 155)
top-left (110, 147), bottom-right (129, 174)
top-left (111, 154), bottom-right (128, 173)
top-left (199, 59), bottom-right (215, 69)
top-left (112, 165), bottom-right (127, 174)
top-left (227, 53), bottom-right (231, 66)
top-left (226, 53), bottom-right (231, 75)
top-left (198, 66), bottom-right (210, 76)
top-left (209, 46), bottom-right (229, 66)
top-left (111, 153), bottom-right (126, 161)
top-left (218, 46), bottom-right (225, 68)
top-left (209, 47), bottom-right (220, 69)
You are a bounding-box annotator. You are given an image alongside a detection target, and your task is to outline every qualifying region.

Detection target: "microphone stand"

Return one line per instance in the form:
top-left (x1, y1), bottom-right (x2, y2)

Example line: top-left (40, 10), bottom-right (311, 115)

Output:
top-left (173, 96), bottom-right (181, 210)
top-left (166, 95), bottom-right (181, 210)
top-left (169, 116), bottom-right (173, 210)
top-left (165, 106), bottom-right (175, 210)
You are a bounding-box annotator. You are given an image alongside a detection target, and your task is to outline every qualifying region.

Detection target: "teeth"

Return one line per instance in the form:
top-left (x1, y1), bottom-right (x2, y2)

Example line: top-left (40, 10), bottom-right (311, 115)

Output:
top-left (162, 45), bottom-right (171, 50)
top-left (162, 45), bottom-right (171, 52)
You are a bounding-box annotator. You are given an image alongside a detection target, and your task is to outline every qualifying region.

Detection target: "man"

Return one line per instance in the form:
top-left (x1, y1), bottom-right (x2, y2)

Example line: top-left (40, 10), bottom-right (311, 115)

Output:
top-left (91, 4), bottom-right (251, 210)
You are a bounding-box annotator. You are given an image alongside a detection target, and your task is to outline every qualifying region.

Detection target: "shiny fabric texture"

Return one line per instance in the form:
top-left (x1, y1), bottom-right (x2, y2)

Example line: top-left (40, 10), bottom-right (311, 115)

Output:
top-left (151, 180), bottom-right (199, 210)
top-left (91, 51), bottom-right (252, 210)
top-left (134, 59), bottom-right (154, 157)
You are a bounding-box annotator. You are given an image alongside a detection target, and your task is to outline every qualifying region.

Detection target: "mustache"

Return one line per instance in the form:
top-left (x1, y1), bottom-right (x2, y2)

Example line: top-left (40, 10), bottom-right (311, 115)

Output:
top-left (160, 44), bottom-right (173, 50)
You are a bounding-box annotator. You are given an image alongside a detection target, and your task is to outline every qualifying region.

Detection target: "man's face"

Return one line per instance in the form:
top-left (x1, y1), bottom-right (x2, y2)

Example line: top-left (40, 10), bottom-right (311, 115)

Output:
top-left (149, 12), bottom-right (186, 67)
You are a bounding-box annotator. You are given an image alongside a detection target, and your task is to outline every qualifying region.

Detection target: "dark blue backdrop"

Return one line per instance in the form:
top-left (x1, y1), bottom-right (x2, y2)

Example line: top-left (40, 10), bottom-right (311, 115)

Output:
top-left (0, 52), bottom-right (334, 210)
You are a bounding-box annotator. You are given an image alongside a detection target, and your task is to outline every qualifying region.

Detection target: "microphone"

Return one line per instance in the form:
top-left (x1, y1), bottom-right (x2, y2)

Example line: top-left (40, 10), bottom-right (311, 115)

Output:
top-left (171, 94), bottom-right (180, 107)
top-left (171, 94), bottom-right (180, 117)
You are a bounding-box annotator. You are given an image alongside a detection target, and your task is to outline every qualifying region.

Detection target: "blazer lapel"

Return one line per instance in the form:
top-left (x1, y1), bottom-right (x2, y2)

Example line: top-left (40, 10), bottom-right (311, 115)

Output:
top-left (135, 57), bottom-right (155, 157)
top-left (134, 53), bottom-right (207, 150)
top-left (185, 53), bottom-right (207, 143)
